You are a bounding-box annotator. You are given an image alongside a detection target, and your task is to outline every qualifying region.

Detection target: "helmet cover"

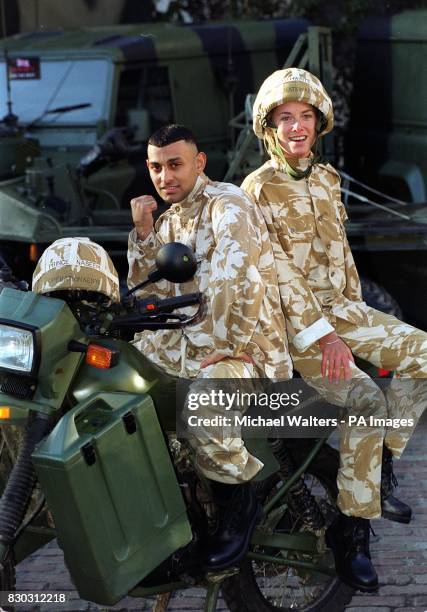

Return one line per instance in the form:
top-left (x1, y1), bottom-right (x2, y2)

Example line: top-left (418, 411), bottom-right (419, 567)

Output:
top-left (253, 67), bottom-right (333, 138)
top-left (32, 237), bottom-right (120, 303)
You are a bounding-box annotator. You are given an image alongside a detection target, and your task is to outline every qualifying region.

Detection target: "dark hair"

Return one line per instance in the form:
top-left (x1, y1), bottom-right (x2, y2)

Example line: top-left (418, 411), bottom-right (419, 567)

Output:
top-left (148, 124), bottom-right (199, 149)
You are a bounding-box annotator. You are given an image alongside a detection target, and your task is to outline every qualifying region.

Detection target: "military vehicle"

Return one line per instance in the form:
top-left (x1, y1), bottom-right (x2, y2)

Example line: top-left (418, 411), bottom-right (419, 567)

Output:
top-left (0, 14), bottom-right (425, 326)
top-left (0, 18), bottom-right (311, 280)
top-left (345, 9), bottom-right (427, 329)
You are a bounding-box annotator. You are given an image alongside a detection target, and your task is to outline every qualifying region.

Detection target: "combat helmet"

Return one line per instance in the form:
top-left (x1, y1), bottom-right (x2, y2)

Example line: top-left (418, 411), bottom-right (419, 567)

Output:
top-left (252, 68), bottom-right (333, 178)
top-left (32, 237), bottom-right (120, 303)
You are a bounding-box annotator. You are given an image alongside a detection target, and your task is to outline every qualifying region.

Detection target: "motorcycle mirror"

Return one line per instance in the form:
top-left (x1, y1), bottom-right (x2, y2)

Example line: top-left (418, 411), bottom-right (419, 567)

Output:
top-left (125, 242), bottom-right (197, 297)
top-left (153, 242), bottom-right (197, 283)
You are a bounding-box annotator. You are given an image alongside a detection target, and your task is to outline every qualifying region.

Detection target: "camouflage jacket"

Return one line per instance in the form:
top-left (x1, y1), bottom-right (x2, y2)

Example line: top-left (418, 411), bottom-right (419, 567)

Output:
top-left (128, 174), bottom-right (292, 379)
top-left (242, 159), bottom-right (371, 350)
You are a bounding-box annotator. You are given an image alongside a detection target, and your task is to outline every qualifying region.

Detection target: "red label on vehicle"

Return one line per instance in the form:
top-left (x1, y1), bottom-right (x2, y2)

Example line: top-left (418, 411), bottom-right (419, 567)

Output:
top-left (8, 57), bottom-right (40, 79)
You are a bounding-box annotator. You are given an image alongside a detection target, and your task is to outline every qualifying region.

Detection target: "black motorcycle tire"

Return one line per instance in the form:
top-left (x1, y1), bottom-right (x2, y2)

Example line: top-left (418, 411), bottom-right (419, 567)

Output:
top-left (221, 442), bottom-right (354, 612)
top-left (0, 552), bottom-right (16, 611)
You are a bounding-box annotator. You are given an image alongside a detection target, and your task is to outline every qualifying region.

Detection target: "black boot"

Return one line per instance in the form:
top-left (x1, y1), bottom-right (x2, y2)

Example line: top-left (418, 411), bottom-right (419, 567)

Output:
top-left (326, 513), bottom-right (379, 592)
top-left (203, 481), bottom-right (261, 571)
top-left (381, 446), bottom-right (412, 524)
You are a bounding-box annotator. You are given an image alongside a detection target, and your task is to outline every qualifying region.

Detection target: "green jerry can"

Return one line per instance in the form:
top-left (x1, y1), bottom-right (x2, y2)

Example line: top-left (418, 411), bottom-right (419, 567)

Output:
top-left (32, 391), bottom-right (192, 605)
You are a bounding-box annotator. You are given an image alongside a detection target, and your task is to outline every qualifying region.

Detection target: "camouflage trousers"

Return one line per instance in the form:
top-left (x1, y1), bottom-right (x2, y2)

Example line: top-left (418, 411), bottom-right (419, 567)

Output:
top-left (290, 306), bottom-right (427, 519)
top-left (181, 358), bottom-right (264, 484)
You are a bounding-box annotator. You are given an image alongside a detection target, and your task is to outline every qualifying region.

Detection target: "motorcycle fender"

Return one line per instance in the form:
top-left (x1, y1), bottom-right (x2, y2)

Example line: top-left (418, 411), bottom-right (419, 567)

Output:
top-left (71, 339), bottom-right (178, 431)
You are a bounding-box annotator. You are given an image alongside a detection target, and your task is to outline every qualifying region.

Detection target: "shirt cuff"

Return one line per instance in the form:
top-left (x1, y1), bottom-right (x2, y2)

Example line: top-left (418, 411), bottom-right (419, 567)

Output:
top-left (129, 228), bottom-right (156, 248)
top-left (292, 317), bottom-right (335, 352)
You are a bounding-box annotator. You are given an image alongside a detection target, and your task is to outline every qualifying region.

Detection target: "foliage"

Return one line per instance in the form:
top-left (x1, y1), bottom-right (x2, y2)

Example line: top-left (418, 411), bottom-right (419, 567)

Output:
top-left (153, 0), bottom-right (427, 28)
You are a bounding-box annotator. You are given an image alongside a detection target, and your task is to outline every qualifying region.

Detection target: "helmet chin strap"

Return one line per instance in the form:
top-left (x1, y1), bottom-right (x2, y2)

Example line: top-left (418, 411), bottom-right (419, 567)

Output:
top-left (265, 112), bottom-right (326, 180)
top-left (270, 129), bottom-right (322, 180)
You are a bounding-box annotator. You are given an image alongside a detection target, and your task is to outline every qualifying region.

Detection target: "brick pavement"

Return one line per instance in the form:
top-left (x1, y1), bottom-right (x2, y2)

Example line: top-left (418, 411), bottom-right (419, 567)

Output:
top-left (13, 423), bottom-right (427, 612)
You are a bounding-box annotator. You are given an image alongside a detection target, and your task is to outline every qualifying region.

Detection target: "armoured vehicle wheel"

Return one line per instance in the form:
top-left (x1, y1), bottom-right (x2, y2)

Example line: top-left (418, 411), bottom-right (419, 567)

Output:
top-left (360, 277), bottom-right (403, 319)
top-left (222, 443), bottom-right (354, 611)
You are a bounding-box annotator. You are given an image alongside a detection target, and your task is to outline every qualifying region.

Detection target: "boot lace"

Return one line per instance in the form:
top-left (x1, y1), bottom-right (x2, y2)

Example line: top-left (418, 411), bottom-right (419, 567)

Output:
top-left (227, 493), bottom-right (247, 531)
top-left (216, 488), bottom-right (251, 533)
top-left (289, 480), bottom-right (325, 530)
top-left (382, 448), bottom-right (398, 497)
top-left (351, 519), bottom-right (371, 556)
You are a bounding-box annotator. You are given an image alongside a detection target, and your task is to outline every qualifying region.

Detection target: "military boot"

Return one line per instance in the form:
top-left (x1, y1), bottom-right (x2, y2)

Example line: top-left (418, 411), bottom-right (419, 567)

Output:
top-left (326, 513), bottom-right (379, 592)
top-left (381, 445), bottom-right (412, 524)
top-left (203, 481), bottom-right (261, 571)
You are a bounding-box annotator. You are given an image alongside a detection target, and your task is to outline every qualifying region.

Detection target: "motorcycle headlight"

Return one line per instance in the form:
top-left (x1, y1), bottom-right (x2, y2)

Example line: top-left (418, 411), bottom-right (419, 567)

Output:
top-left (0, 324), bottom-right (37, 374)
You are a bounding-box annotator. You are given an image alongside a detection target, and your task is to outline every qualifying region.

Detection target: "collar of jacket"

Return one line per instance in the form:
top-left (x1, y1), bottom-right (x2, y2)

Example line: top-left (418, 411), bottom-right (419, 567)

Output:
top-left (270, 152), bottom-right (314, 174)
top-left (167, 173), bottom-right (209, 218)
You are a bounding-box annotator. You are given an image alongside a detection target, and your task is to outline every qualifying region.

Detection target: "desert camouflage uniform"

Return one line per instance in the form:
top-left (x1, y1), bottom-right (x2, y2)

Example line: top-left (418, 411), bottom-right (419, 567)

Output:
top-left (128, 174), bottom-right (291, 483)
top-left (243, 67), bottom-right (427, 517)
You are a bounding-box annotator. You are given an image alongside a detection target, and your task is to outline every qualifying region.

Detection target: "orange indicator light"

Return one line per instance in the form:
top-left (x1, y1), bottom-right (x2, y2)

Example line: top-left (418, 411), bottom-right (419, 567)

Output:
top-left (0, 407), bottom-right (11, 419)
top-left (86, 345), bottom-right (113, 369)
top-left (29, 243), bottom-right (38, 262)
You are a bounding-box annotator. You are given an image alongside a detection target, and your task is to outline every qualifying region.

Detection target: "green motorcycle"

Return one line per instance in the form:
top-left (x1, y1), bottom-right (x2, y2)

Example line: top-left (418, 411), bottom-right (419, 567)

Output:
top-left (0, 242), bottom-right (353, 611)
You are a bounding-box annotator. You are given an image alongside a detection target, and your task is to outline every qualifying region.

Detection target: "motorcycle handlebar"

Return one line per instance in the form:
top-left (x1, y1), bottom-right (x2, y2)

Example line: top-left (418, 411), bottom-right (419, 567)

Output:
top-left (107, 292), bottom-right (204, 337)
top-left (135, 293), bottom-right (202, 315)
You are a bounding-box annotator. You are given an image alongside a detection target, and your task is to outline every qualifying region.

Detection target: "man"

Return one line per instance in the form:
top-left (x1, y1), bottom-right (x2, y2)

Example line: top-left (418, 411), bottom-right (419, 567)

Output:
top-left (242, 68), bottom-right (427, 592)
top-left (128, 123), bottom-right (291, 570)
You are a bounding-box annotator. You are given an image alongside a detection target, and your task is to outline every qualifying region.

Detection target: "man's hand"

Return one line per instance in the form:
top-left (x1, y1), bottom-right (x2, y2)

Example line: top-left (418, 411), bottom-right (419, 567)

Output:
top-left (130, 195), bottom-right (157, 240)
top-left (200, 351), bottom-right (255, 369)
top-left (318, 331), bottom-right (354, 383)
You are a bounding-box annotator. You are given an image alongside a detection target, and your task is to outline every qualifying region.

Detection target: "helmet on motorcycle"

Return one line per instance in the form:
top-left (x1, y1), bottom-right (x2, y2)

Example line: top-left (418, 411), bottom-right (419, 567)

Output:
top-left (252, 67), bottom-right (333, 139)
top-left (32, 237), bottom-right (120, 303)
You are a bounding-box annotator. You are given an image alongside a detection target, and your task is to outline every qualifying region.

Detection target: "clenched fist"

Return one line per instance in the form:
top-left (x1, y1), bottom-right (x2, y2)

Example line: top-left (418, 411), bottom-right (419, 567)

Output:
top-left (130, 195), bottom-right (158, 240)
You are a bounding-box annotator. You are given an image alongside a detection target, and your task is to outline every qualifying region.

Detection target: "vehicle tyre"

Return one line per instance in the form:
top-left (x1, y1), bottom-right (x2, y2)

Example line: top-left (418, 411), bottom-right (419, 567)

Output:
top-left (221, 442), bottom-right (354, 611)
top-left (360, 277), bottom-right (403, 319)
top-left (0, 553), bottom-right (16, 611)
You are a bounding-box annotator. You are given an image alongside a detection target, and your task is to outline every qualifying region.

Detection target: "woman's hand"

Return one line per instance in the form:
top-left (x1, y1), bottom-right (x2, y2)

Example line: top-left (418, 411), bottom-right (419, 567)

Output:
top-left (318, 332), bottom-right (354, 382)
